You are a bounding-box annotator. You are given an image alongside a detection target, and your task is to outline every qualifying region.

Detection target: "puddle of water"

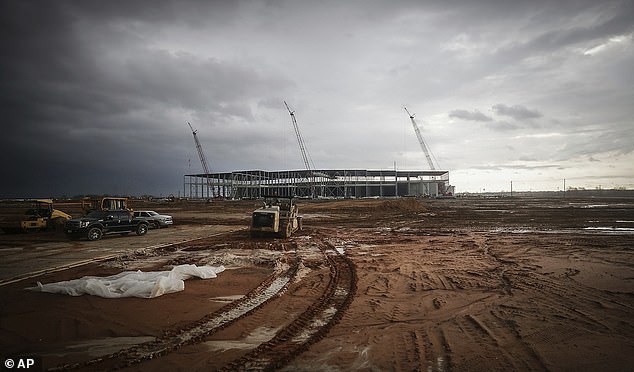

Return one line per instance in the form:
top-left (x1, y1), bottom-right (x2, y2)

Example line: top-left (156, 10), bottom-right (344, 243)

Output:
top-left (583, 227), bottom-right (634, 234)
top-left (301, 213), bottom-right (333, 219)
top-left (210, 294), bottom-right (244, 302)
top-left (473, 209), bottom-right (511, 213)
top-left (205, 326), bottom-right (281, 352)
top-left (491, 227), bottom-right (634, 235)
top-left (44, 336), bottom-right (155, 358)
top-left (292, 262), bottom-right (313, 284)
top-left (291, 306), bottom-right (337, 343)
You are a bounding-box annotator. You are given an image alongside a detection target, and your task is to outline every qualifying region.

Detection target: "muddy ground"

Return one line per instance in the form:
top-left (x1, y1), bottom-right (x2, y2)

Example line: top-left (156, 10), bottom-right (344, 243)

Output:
top-left (1, 196), bottom-right (633, 371)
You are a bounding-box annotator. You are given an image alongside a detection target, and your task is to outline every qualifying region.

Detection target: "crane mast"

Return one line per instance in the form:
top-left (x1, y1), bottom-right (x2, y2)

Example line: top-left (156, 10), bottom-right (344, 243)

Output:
top-left (284, 101), bottom-right (314, 173)
top-left (404, 107), bottom-right (437, 170)
top-left (188, 122), bottom-right (214, 197)
top-left (284, 101), bottom-right (318, 198)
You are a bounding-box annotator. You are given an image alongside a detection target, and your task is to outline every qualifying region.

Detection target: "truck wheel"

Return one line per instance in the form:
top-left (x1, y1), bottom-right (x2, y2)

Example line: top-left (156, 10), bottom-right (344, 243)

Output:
top-left (136, 223), bottom-right (148, 236)
top-left (87, 227), bottom-right (103, 241)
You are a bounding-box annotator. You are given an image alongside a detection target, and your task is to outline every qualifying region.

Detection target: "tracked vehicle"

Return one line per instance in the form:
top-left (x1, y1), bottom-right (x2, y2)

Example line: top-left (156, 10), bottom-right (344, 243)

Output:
top-left (250, 197), bottom-right (302, 238)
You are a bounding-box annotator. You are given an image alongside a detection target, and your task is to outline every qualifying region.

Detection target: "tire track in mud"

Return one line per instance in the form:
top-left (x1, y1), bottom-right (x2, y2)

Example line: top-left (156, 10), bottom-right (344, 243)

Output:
top-left (420, 328), bottom-right (450, 372)
top-left (52, 233), bottom-right (357, 372)
top-left (484, 233), bottom-right (634, 329)
top-left (468, 233), bottom-right (633, 370)
top-left (218, 236), bottom-right (357, 371)
top-left (450, 313), bottom-right (548, 371)
top-left (51, 239), bottom-right (300, 371)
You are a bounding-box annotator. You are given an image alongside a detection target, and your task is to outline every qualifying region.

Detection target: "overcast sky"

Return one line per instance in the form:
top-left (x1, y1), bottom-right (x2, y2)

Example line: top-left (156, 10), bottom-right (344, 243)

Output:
top-left (1, 0), bottom-right (633, 197)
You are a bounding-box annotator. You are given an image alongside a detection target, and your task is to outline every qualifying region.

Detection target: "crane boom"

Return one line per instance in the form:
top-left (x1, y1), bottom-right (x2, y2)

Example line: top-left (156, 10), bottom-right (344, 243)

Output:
top-left (284, 101), bottom-right (313, 172)
top-left (404, 107), bottom-right (437, 170)
top-left (188, 122), bottom-right (214, 197)
top-left (188, 122), bottom-right (211, 175)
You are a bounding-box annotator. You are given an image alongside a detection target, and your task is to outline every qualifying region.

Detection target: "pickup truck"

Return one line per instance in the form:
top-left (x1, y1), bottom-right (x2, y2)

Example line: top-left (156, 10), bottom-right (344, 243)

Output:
top-left (64, 210), bottom-right (149, 241)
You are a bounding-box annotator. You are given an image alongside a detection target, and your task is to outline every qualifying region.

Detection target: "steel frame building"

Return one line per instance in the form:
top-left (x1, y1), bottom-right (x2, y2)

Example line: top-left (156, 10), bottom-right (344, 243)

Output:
top-left (183, 169), bottom-right (450, 199)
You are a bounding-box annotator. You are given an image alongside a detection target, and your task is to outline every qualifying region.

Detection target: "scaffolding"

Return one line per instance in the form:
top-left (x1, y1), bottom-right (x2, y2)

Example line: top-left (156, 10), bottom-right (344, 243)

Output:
top-left (183, 169), bottom-right (450, 199)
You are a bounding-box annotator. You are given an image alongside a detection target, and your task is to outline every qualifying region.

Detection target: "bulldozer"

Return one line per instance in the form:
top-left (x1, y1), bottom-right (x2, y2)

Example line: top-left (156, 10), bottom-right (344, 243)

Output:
top-left (250, 197), bottom-right (302, 238)
top-left (0, 199), bottom-right (72, 233)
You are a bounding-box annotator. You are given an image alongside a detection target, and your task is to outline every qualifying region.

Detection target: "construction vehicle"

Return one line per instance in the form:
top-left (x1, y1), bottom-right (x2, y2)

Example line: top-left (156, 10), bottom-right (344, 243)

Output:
top-left (0, 199), bottom-right (72, 233)
top-left (250, 197), bottom-right (302, 238)
top-left (82, 197), bottom-right (130, 213)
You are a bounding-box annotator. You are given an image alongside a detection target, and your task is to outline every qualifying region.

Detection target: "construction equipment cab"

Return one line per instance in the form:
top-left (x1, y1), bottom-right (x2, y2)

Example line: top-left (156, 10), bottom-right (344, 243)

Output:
top-left (250, 197), bottom-right (302, 238)
top-left (0, 199), bottom-right (71, 232)
top-left (83, 197), bottom-right (130, 213)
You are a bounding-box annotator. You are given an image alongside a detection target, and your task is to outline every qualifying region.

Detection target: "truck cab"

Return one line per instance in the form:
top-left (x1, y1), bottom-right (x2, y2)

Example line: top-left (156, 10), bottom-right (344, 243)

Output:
top-left (65, 210), bottom-right (148, 241)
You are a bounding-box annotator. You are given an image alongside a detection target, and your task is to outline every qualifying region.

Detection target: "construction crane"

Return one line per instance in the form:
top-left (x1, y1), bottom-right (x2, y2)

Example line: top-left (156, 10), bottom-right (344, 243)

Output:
top-left (187, 122), bottom-right (214, 198)
top-left (284, 101), bottom-right (315, 173)
top-left (404, 106), bottom-right (439, 170)
top-left (284, 101), bottom-right (322, 197)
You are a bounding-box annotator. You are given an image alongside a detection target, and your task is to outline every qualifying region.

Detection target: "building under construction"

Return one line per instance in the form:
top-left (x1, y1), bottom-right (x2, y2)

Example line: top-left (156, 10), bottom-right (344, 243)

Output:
top-left (183, 169), bottom-right (451, 199)
top-left (184, 104), bottom-right (453, 200)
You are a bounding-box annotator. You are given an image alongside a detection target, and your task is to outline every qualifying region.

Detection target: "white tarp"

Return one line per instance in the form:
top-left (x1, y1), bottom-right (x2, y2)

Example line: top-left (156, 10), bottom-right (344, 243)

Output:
top-left (27, 264), bottom-right (225, 298)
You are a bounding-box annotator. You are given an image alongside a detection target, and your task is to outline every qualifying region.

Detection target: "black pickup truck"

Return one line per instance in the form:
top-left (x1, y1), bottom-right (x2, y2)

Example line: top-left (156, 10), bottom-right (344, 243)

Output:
top-left (64, 210), bottom-right (149, 241)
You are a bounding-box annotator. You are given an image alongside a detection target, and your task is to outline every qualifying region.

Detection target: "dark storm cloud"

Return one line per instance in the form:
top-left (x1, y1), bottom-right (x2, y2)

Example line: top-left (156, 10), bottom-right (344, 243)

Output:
top-left (1, 0), bottom-right (633, 196)
top-left (492, 104), bottom-right (543, 121)
top-left (0, 0), bottom-right (292, 197)
top-left (448, 109), bottom-right (492, 122)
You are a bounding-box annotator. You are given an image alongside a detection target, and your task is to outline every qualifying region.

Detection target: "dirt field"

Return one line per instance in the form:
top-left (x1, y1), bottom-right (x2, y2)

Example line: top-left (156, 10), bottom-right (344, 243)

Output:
top-left (1, 196), bottom-right (633, 371)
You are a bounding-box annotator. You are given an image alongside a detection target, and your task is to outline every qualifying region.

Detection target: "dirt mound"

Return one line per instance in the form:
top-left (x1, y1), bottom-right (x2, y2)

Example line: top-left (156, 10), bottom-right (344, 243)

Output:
top-left (376, 198), bottom-right (427, 213)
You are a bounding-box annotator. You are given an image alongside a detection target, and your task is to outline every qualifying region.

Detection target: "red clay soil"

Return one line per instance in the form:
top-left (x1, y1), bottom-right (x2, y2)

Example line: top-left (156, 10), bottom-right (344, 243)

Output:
top-left (1, 197), bottom-right (633, 371)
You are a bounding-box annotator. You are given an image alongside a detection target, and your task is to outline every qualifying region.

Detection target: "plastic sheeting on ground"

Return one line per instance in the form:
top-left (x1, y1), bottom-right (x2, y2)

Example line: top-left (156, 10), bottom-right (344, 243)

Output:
top-left (27, 264), bottom-right (226, 298)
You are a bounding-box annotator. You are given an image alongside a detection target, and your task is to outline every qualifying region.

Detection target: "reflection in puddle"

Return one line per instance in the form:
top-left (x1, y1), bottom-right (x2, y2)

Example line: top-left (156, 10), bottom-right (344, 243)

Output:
top-left (205, 326), bottom-right (281, 351)
top-left (491, 227), bottom-right (634, 235)
top-left (44, 336), bottom-right (156, 358)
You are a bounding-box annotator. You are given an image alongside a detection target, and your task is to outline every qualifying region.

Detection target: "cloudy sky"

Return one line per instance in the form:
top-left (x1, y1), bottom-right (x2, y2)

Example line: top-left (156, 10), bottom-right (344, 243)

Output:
top-left (2, 0), bottom-right (633, 197)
